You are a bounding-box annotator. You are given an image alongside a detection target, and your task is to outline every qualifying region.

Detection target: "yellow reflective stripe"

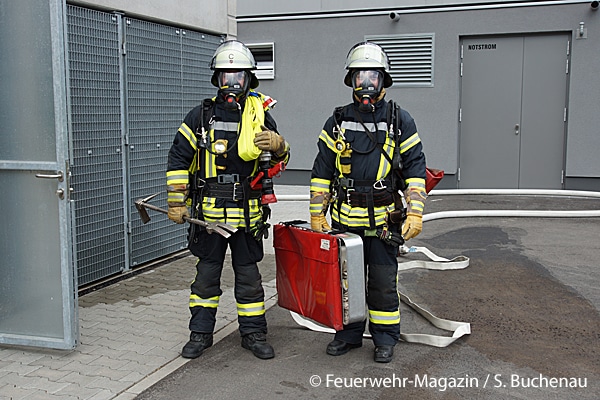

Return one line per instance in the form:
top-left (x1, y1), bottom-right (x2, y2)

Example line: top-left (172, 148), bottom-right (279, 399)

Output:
top-left (202, 128), bottom-right (217, 178)
top-left (410, 199), bottom-right (424, 213)
top-left (168, 192), bottom-right (186, 203)
top-left (310, 203), bottom-right (324, 215)
top-left (189, 294), bottom-right (219, 308)
top-left (310, 178), bottom-right (331, 193)
top-left (166, 170), bottom-right (189, 185)
top-left (331, 203), bottom-right (393, 227)
top-left (319, 130), bottom-right (337, 153)
top-left (377, 135), bottom-right (394, 180)
top-left (201, 198), bottom-right (262, 228)
top-left (369, 309), bottom-right (400, 325)
top-left (237, 302), bottom-right (265, 316)
top-left (179, 123), bottom-right (197, 151)
top-left (405, 178), bottom-right (426, 192)
top-left (399, 132), bottom-right (421, 154)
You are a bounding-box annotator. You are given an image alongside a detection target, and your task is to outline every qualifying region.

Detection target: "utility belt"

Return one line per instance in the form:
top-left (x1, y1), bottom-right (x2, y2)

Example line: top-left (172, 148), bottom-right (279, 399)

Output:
top-left (337, 177), bottom-right (394, 208)
top-left (198, 174), bottom-right (261, 202)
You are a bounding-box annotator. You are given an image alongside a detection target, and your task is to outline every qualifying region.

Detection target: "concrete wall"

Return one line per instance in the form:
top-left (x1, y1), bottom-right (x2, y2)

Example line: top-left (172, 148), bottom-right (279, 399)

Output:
top-left (69, 0), bottom-right (236, 36)
top-left (237, 1), bottom-right (600, 188)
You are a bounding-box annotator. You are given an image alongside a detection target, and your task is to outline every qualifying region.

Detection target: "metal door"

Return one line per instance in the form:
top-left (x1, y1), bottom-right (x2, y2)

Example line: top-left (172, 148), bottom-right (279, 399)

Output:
top-left (0, 1), bottom-right (78, 349)
top-left (519, 35), bottom-right (569, 188)
top-left (459, 35), bottom-right (568, 189)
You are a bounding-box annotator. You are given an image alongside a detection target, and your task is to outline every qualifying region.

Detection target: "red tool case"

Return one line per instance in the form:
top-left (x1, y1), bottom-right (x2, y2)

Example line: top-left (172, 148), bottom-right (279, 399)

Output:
top-left (273, 222), bottom-right (365, 331)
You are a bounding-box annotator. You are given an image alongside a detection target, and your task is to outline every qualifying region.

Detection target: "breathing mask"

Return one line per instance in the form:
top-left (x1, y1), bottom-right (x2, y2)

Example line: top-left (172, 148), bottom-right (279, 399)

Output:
top-left (218, 71), bottom-right (249, 109)
top-left (352, 70), bottom-right (383, 112)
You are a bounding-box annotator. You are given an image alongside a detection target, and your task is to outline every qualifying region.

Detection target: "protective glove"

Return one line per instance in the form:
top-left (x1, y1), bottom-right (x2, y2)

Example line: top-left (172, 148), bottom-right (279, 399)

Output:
top-left (402, 188), bottom-right (426, 240)
top-left (168, 203), bottom-right (189, 224)
top-left (401, 213), bottom-right (422, 240)
top-left (311, 214), bottom-right (331, 232)
top-left (309, 191), bottom-right (331, 232)
top-left (254, 125), bottom-right (287, 157)
top-left (167, 183), bottom-right (189, 224)
top-left (250, 220), bottom-right (271, 241)
top-left (376, 225), bottom-right (404, 246)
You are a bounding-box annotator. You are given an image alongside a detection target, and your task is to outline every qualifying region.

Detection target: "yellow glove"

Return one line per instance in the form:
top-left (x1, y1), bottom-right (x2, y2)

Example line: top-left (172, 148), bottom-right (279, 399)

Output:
top-left (402, 189), bottom-right (426, 240)
top-left (309, 191), bottom-right (331, 232)
top-left (166, 183), bottom-right (189, 224)
top-left (402, 213), bottom-right (422, 240)
top-left (167, 203), bottom-right (189, 224)
top-left (311, 214), bottom-right (331, 232)
top-left (254, 125), bottom-right (286, 156)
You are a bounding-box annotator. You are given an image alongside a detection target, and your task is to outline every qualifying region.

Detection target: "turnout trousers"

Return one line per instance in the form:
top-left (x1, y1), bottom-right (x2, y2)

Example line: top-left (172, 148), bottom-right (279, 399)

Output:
top-left (187, 228), bottom-right (267, 336)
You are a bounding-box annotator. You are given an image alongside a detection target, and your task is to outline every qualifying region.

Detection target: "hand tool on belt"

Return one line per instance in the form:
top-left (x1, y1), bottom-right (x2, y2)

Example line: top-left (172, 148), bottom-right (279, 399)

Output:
top-left (135, 193), bottom-right (237, 238)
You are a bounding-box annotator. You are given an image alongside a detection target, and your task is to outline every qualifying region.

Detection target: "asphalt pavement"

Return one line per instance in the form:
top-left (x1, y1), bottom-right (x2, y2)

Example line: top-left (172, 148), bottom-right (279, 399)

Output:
top-left (1, 186), bottom-right (599, 400)
top-left (138, 189), bottom-right (600, 400)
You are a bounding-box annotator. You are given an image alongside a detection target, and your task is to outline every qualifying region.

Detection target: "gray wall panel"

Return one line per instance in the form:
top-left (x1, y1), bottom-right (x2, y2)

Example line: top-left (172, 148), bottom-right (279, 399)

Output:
top-left (67, 6), bottom-right (126, 285)
top-left (238, 3), bottom-right (600, 181)
top-left (126, 18), bottom-right (188, 266)
top-left (237, 0), bottom-right (551, 16)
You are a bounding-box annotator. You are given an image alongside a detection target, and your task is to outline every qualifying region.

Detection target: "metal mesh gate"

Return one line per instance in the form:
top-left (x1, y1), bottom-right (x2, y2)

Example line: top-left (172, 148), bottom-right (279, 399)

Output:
top-left (66, 5), bottom-right (221, 285)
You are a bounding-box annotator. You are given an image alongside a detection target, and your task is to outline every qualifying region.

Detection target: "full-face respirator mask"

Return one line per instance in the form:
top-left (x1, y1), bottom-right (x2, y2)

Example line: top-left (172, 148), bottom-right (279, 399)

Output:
top-left (352, 70), bottom-right (384, 112)
top-left (218, 71), bottom-right (250, 110)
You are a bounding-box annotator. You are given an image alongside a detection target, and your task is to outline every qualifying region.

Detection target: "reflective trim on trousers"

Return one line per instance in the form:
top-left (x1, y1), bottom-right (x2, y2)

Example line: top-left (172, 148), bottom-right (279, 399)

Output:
top-left (369, 309), bottom-right (400, 325)
top-left (189, 294), bottom-right (219, 308)
top-left (237, 301), bottom-right (266, 317)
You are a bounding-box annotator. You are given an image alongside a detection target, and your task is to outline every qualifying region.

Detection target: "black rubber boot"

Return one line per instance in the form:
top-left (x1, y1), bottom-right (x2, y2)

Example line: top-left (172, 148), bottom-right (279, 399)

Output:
top-left (326, 339), bottom-right (362, 356)
top-left (241, 332), bottom-right (275, 359)
top-left (181, 332), bottom-right (213, 359)
top-left (374, 345), bottom-right (394, 363)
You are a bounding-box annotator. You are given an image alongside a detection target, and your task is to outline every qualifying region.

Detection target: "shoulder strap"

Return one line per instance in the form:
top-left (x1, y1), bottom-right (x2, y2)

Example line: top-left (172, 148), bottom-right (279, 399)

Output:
top-left (333, 105), bottom-right (345, 134)
top-left (198, 98), bottom-right (214, 133)
top-left (386, 100), bottom-right (406, 190)
top-left (387, 100), bottom-right (401, 142)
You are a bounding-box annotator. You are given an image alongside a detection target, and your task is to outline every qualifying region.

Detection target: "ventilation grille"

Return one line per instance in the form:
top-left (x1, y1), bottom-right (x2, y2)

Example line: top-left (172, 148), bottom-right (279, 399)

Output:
top-left (367, 34), bottom-right (434, 87)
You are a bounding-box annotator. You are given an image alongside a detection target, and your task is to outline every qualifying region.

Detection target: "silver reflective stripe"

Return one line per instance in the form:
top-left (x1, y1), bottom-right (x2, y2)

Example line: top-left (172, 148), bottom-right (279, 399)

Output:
top-left (341, 121), bottom-right (388, 132)
top-left (212, 121), bottom-right (239, 131)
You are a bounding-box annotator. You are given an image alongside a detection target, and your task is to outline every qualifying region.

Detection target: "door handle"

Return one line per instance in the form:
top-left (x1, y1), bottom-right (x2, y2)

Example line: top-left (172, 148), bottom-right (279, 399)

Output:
top-left (514, 124), bottom-right (520, 135)
top-left (35, 171), bottom-right (64, 182)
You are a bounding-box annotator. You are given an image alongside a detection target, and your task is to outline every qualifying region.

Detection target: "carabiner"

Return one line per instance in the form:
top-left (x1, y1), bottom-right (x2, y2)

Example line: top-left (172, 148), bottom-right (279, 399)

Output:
top-left (373, 179), bottom-right (387, 190)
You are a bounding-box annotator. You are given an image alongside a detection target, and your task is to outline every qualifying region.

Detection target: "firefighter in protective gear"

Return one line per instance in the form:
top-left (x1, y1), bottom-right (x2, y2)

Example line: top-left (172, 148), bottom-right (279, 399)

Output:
top-left (310, 42), bottom-right (426, 363)
top-left (167, 40), bottom-right (290, 360)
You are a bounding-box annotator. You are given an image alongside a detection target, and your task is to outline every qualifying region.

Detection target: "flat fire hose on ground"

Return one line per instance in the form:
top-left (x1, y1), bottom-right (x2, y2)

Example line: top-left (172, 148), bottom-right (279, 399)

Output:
top-left (289, 245), bottom-right (471, 348)
top-left (283, 188), bottom-right (600, 347)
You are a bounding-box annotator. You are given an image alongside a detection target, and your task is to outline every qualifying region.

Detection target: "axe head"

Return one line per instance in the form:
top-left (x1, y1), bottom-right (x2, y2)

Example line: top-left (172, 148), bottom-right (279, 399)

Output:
top-left (135, 193), bottom-right (159, 224)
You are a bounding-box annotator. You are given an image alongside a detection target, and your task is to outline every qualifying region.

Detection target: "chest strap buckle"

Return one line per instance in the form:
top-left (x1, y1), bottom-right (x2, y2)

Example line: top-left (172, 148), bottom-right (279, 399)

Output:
top-left (217, 174), bottom-right (240, 184)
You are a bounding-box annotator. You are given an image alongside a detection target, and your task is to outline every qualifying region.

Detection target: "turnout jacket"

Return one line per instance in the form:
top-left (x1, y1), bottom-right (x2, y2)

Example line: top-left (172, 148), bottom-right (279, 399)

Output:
top-left (310, 96), bottom-right (426, 229)
top-left (167, 91), bottom-right (287, 229)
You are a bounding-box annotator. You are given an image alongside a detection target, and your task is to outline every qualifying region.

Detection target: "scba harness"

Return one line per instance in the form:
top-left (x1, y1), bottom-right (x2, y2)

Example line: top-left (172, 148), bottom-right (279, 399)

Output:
top-left (189, 97), bottom-right (280, 239)
top-left (330, 100), bottom-right (407, 230)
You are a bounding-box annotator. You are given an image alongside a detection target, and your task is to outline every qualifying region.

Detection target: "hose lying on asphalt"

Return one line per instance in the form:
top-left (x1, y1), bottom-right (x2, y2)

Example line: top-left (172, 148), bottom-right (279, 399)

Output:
top-left (424, 189), bottom-right (600, 221)
top-left (278, 189), bottom-right (600, 346)
top-left (277, 189), bottom-right (600, 220)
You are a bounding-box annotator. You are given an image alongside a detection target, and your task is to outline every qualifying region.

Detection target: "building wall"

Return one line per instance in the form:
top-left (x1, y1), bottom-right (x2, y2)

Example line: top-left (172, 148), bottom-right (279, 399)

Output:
top-left (237, 1), bottom-right (600, 189)
top-left (70, 0), bottom-right (237, 36)
top-left (237, 0), bottom-right (531, 15)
